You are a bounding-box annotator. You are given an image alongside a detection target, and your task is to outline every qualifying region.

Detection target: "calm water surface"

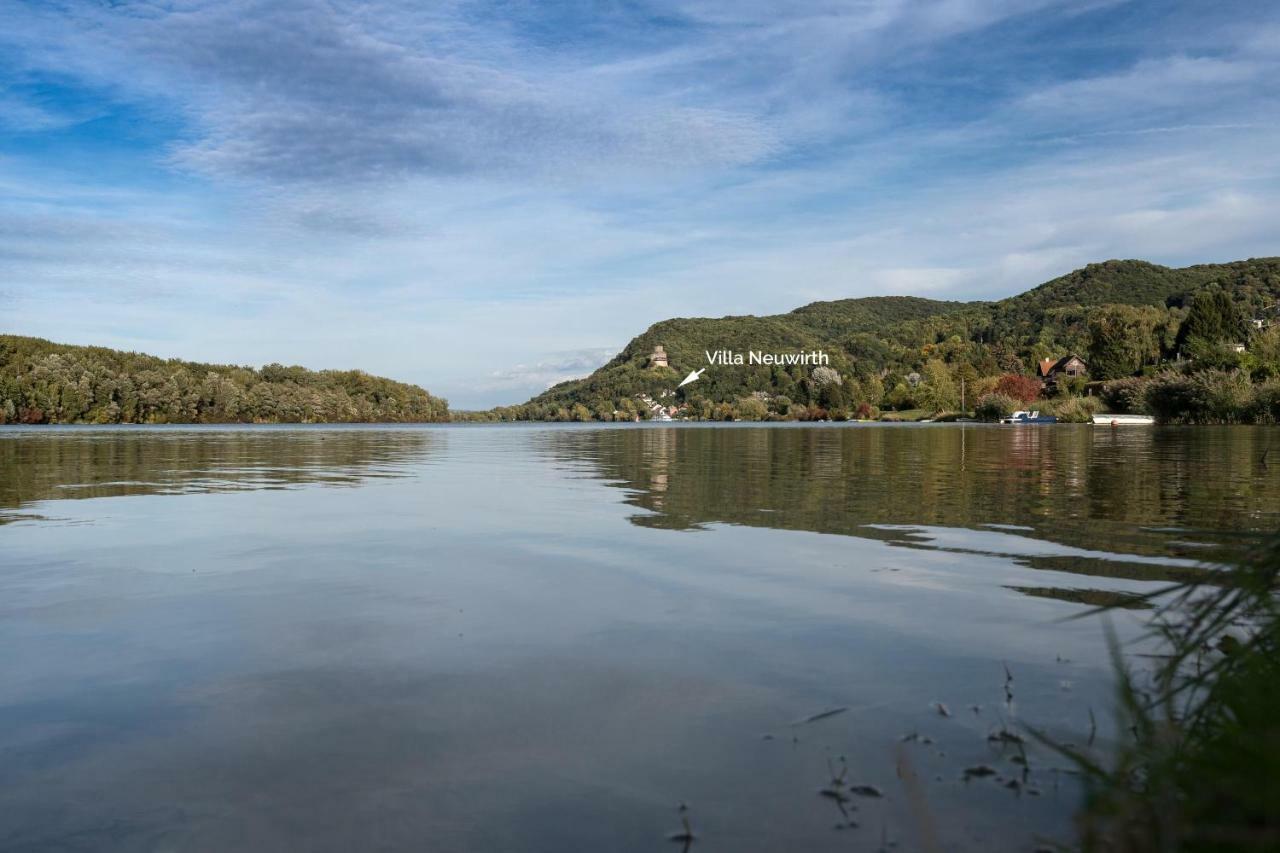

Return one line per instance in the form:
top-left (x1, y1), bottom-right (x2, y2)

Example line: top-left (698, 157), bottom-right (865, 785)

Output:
top-left (1, 424), bottom-right (1277, 852)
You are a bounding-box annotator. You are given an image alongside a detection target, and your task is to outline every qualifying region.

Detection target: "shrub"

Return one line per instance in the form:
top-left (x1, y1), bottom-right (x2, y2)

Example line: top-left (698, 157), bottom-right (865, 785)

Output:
top-left (1057, 374), bottom-right (1088, 397)
top-left (994, 373), bottom-right (1043, 403)
top-left (1101, 377), bottom-right (1151, 414)
top-left (974, 393), bottom-right (1017, 422)
top-left (886, 382), bottom-right (916, 410)
top-left (735, 396), bottom-right (769, 421)
top-left (1047, 395), bottom-right (1103, 423)
top-left (970, 375), bottom-right (1000, 399)
top-left (1255, 379), bottom-right (1280, 424)
top-left (1193, 370), bottom-right (1256, 424)
top-left (1250, 326), bottom-right (1280, 380)
top-left (1145, 370), bottom-right (1257, 424)
top-left (1144, 372), bottom-right (1199, 423)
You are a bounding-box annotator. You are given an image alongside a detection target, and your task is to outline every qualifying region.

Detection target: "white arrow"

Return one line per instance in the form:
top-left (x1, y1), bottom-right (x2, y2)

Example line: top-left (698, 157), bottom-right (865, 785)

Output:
top-left (677, 368), bottom-right (706, 388)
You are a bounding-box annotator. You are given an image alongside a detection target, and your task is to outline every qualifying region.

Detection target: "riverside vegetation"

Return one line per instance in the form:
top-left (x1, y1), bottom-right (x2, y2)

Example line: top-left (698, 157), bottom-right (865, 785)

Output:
top-left (462, 257), bottom-right (1280, 424)
top-left (1057, 535), bottom-right (1279, 852)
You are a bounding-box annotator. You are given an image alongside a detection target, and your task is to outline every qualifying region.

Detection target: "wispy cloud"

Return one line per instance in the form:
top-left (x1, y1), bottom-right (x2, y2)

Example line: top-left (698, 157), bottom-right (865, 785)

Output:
top-left (5, 0), bottom-right (781, 185)
top-left (1017, 54), bottom-right (1268, 127)
top-left (480, 348), bottom-right (621, 398)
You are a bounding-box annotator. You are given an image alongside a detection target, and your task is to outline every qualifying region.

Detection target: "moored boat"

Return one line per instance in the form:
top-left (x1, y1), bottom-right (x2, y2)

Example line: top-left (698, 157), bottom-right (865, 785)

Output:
top-left (1092, 413), bottom-right (1155, 425)
top-left (1000, 410), bottom-right (1058, 424)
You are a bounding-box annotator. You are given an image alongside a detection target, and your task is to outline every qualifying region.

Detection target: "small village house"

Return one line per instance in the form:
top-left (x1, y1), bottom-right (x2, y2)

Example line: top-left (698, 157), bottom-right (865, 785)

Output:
top-left (1037, 354), bottom-right (1087, 392)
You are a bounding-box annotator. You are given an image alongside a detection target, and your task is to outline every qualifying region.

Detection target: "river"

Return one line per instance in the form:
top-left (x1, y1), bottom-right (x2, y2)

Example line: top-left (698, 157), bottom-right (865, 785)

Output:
top-left (1, 423), bottom-right (1276, 851)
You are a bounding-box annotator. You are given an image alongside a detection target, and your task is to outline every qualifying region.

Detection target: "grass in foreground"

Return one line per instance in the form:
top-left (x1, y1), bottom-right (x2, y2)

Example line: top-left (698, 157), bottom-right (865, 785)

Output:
top-left (1048, 536), bottom-right (1280, 852)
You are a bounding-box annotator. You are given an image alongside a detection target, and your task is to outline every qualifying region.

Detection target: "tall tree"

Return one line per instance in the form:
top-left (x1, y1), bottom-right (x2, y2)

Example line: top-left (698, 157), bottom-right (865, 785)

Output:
top-left (1176, 287), bottom-right (1248, 354)
top-left (917, 359), bottom-right (958, 412)
top-left (1088, 305), bottom-right (1164, 380)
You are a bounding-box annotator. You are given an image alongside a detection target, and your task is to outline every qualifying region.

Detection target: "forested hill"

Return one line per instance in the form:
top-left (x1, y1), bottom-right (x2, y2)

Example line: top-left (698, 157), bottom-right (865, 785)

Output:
top-left (0, 336), bottom-right (449, 424)
top-left (499, 257), bottom-right (1280, 420)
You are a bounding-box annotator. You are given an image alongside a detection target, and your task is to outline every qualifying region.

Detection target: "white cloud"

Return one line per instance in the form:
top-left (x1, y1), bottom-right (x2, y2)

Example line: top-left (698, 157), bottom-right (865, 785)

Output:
top-left (1019, 55), bottom-right (1266, 121)
top-left (479, 348), bottom-right (621, 397)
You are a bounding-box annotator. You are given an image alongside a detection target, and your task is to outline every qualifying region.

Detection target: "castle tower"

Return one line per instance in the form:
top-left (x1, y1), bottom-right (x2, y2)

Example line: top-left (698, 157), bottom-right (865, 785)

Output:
top-left (648, 345), bottom-right (669, 369)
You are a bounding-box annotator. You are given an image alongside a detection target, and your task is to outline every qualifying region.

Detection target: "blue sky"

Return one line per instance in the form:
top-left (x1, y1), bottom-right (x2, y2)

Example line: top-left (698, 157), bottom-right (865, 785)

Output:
top-left (2, 0), bottom-right (1278, 408)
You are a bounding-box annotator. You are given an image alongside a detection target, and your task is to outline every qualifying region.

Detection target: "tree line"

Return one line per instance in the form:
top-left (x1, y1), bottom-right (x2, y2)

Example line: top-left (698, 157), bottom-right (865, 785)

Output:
top-left (0, 336), bottom-right (449, 424)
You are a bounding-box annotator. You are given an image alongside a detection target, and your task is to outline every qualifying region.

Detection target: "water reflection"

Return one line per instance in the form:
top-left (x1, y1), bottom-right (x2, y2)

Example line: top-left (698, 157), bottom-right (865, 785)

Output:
top-left (538, 424), bottom-right (1277, 547)
top-left (0, 426), bottom-right (440, 524)
top-left (534, 424), bottom-right (1280, 592)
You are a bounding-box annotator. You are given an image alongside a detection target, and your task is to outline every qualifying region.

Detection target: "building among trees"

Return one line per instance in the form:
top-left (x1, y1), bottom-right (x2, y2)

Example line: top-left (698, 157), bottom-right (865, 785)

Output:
top-left (648, 345), bottom-right (669, 369)
top-left (1038, 354), bottom-right (1088, 392)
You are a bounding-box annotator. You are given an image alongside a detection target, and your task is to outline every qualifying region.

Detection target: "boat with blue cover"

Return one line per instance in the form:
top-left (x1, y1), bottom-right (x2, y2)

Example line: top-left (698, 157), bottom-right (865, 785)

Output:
top-left (1000, 410), bottom-right (1058, 424)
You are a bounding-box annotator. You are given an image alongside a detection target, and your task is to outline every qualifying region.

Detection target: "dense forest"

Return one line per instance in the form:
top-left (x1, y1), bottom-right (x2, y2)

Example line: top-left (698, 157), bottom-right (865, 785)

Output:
top-left (0, 336), bottom-right (449, 424)
top-left (466, 257), bottom-right (1280, 424)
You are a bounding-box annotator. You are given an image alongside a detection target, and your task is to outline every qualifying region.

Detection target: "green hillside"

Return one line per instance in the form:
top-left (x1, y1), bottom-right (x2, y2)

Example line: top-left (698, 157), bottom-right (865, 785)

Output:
top-left (0, 335), bottom-right (449, 424)
top-left (787, 295), bottom-right (975, 338)
top-left (491, 257), bottom-right (1280, 422)
top-left (1002, 258), bottom-right (1280, 313)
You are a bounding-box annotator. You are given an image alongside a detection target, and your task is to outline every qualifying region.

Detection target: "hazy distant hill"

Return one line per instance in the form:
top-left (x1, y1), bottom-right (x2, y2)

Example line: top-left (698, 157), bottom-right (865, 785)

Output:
top-left (0, 335), bottom-right (449, 424)
top-left (513, 257), bottom-right (1280, 417)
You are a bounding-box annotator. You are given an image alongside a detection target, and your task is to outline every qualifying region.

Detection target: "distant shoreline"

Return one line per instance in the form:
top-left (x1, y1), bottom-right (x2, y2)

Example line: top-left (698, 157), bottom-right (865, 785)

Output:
top-left (0, 419), bottom-right (1234, 430)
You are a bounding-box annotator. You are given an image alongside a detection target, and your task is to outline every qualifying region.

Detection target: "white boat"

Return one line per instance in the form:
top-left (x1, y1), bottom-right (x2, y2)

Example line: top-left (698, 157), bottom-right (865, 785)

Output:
top-left (1092, 413), bottom-right (1155, 425)
top-left (1001, 410), bottom-right (1057, 424)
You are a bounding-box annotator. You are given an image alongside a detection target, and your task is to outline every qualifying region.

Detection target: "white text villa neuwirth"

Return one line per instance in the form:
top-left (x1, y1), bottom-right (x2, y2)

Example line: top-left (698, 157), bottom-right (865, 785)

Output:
top-left (704, 349), bottom-right (830, 366)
